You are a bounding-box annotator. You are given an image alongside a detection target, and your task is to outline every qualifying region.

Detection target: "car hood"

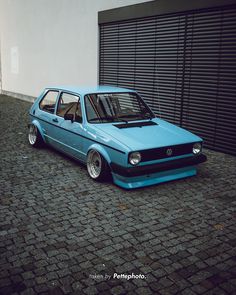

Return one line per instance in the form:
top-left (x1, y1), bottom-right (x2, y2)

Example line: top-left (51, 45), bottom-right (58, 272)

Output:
top-left (93, 118), bottom-right (202, 151)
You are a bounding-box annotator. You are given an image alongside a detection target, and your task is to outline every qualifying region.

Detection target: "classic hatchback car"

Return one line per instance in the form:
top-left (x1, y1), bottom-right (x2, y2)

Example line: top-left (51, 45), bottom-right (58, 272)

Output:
top-left (28, 86), bottom-right (207, 189)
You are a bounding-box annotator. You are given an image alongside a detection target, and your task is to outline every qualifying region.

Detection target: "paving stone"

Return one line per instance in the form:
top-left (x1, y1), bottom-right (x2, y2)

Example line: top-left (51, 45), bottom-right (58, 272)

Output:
top-left (22, 271), bottom-right (35, 280)
top-left (20, 288), bottom-right (35, 295)
top-left (83, 286), bottom-right (98, 295)
top-left (159, 284), bottom-right (180, 295)
top-left (48, 286), bottom-right (64, 295)
top-left (135, 286), bottom-right (153, 295)
top-left (190, 284), bottom-right (208, 294)
top-left (158, 277), bottom-right (174, 288)
top-left (34, 283), bottom-right (48, 293)
top-left (71, 281), bottom-right (84, 292)
top-left (181, 288), bottom-right (197, 295)
top-left (111, 285), bottom-right (126, 295)
top-left (204, 286), bottom-right (228, 295)
top-left (188, 270), bottom-right (212, 284)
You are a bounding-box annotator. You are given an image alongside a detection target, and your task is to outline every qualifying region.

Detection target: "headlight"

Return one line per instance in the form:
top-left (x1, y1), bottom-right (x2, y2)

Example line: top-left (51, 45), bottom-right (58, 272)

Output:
top-left (129, 152), bottom-right (141, 165)
top-left (193, 142), bottom-right (202, 154)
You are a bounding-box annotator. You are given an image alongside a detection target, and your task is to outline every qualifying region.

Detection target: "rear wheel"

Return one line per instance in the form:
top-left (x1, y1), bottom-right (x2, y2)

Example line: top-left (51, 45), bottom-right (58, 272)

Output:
top-left (87, 150), bottom-right (110, 181)
top-left (28, 124), bottom-right (43, 147)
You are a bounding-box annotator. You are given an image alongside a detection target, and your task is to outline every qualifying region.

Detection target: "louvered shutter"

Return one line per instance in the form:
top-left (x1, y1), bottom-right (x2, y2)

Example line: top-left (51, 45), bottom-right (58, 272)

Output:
top-left (181, 7), bottom-right (236, 154)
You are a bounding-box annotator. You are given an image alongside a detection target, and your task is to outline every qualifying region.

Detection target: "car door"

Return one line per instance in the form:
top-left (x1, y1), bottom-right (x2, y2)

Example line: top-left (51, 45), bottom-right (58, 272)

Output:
top-left (37, 89), bottom-right (60, 147)
top-left (53, 92), bottom-right (85, 161)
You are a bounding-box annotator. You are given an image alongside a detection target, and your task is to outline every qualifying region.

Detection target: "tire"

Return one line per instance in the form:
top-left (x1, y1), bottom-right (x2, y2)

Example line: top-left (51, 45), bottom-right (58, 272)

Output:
top-left (87, 149), bottom-right (110, 181)
top-left (28, 124), bottom-right (43, 147)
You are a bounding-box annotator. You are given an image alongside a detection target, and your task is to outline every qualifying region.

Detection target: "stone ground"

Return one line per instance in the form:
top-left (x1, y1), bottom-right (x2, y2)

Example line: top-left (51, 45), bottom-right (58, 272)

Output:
top-left (0, 94), bottom-right (236, 295)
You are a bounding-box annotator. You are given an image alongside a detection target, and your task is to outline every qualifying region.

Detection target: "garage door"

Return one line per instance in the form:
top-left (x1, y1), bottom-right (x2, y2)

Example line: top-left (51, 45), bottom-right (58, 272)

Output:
top-left (99, 5), bottom-right (236, 155)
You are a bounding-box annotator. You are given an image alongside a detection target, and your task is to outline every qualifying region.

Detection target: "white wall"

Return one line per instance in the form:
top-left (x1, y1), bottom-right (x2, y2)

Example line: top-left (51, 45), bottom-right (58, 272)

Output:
top-left (0, 0), bottom-right (149, 97)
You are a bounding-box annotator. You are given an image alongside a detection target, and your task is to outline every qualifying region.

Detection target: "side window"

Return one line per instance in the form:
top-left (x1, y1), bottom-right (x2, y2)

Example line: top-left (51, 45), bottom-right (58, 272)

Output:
top-left (57, 92), bottom-right (82, 123)
top-left (39, 91), bottom-right (58, 113)
top-left (85, 95), bottom-right (98, 121)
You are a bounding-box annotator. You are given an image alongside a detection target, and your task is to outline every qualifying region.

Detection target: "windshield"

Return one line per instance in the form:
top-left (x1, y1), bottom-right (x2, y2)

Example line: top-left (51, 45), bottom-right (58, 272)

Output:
top-left (85, 92), bottom-right (154, 123)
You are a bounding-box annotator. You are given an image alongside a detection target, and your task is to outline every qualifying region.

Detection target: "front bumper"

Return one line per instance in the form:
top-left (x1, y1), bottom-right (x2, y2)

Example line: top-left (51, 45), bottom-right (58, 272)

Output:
top-left (110, 154), bottom-right (207, 189)
top-left (111, 154), bottom-right (207, 177)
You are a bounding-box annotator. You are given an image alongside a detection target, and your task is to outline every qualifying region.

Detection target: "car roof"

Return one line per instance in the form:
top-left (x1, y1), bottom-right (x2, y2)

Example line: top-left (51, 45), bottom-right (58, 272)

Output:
top-left (45, 85), bottom-right (136, 96)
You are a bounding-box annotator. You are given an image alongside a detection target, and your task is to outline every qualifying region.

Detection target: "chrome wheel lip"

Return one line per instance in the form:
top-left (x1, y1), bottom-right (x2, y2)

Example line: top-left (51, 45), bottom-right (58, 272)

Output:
top-left (87, 150), bottom-right (102, 179)
top-left (28, 125), bottom-right (37, 145)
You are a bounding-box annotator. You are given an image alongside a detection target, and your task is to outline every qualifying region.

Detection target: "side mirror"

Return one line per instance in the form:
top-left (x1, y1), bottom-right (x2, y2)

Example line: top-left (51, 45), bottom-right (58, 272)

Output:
top-left (64, 113), bottom-right (74, 122)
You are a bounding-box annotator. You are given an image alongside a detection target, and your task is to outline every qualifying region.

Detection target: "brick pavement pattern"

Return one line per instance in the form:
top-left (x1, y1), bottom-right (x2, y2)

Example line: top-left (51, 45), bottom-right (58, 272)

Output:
top-left (0, 94), bottom-right (236, 295)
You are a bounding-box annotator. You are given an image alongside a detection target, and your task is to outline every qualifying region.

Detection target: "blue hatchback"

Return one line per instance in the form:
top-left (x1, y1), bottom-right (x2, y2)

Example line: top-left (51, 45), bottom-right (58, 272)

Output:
top-left (28, 86), bottom-right (207, 189)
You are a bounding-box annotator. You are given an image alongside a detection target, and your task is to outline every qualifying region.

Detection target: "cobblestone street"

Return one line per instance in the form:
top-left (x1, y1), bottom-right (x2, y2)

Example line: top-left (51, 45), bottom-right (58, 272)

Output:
top-left (0, 94), bottom-right (236, 295)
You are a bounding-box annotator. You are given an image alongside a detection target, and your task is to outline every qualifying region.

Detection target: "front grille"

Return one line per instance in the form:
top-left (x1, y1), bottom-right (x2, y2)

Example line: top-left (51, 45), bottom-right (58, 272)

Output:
top-left (139, 143), bottom-right (194, 162)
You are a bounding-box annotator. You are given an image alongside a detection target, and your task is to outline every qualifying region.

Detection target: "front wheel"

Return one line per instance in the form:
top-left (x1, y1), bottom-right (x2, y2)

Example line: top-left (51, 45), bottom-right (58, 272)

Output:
top-left (28, 124), bottom-right (43, 147)
top-left (87, 150), bottom-right (110, 181)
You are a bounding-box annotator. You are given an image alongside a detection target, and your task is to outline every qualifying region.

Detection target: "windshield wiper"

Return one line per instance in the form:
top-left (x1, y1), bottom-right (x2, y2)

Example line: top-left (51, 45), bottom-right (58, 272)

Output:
top-left (88, 116), bottom-right (128, 123)
top-left (140, 113), bottom-right (154, 120)
top-left (88, 116), bottom-right (114, 122)
top-left (118, 114), bottom-right (140, 119)
top-left (118, 113), bottom-right (153, 121)
top-left (116, 117), bottom-right (128, 124)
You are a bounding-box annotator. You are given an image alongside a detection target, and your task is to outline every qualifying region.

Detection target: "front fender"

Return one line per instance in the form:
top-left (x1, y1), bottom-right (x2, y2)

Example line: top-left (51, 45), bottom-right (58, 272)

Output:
top-left (87, 144), bottom-right (111, 164)
top-left (29, 119), bottom-right (46, 143)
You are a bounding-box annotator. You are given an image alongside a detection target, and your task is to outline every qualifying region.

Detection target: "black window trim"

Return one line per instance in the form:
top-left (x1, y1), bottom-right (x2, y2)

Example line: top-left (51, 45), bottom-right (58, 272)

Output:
top-left (39, 89), bottom-right (60, 114)
top-left (56, 91), bottom-right (82, 123)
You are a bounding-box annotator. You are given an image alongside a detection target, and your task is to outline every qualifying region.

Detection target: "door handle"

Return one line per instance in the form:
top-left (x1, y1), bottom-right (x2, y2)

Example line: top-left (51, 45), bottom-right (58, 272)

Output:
top-left (52, 118), bottom-right (58, 123)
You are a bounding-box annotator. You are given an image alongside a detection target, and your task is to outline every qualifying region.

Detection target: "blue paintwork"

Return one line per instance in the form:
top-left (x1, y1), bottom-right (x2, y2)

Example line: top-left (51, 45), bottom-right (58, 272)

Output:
top-left (92, 118), bottom-right (201, 152)
top-left (112, 166), bottom-right (197, 189)
top-left (29, 86), bottom-right (205, 189)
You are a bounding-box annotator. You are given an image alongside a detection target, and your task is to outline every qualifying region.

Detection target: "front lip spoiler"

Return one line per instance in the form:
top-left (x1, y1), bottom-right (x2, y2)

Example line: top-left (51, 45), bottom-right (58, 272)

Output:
top-left (110, 154), bottom-right (207, 177)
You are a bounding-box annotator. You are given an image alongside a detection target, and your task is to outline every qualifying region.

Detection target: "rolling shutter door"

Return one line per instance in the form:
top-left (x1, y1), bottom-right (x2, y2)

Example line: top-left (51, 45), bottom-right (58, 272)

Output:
top-left (99, 5), bottom-right (236, 155)
top-left (181, 7), bottom-right (236, 154)
top-left (215, 8), bottom-right (236, 154)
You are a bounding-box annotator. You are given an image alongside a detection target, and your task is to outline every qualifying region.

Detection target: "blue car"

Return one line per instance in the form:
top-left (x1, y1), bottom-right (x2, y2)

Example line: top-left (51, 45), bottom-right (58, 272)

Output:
top-left (28, 86), bottom-right (207, 189)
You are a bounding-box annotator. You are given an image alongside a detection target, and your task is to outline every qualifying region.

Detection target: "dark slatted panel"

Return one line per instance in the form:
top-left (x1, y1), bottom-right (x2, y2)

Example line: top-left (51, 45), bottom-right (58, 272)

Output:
top-left (181, 7), bottom-right (236, 154)
top-left (148, 15), bottom-right (185, 124)
top-left (215, 8), bottom-right (236, 155)
top-left (100, 22), bottom-right (120, 85)
top-left (99, 5), bottom-right (236, 155)
top-left (181, 10), bottom-right (222, 149)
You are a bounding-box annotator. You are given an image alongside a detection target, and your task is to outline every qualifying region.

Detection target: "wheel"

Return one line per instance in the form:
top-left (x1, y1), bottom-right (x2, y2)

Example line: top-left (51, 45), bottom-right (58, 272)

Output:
top-left (28, 124), bottom-right (43, 147)
top-left (87, 149), bottom-right (110, 181)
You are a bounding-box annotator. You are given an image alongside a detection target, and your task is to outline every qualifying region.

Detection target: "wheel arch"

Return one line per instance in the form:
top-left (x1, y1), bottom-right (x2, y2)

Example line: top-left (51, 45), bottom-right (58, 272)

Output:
top-left (87, 144), bottom-right (111, 165)
top-left (29, 120), bottom-right (46, 143)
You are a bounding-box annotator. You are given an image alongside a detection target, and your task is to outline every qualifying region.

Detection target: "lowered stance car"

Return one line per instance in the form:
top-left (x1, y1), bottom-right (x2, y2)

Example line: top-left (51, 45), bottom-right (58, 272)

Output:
top-left (28, 86), bottom-right (207, 189)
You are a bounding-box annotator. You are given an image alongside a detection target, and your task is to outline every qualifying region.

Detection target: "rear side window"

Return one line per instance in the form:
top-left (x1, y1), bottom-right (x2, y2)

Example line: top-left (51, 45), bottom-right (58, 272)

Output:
top-left (57, 92), bottom-right (82, 122)
top-left (39, 91), bottom-right (58, 113)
